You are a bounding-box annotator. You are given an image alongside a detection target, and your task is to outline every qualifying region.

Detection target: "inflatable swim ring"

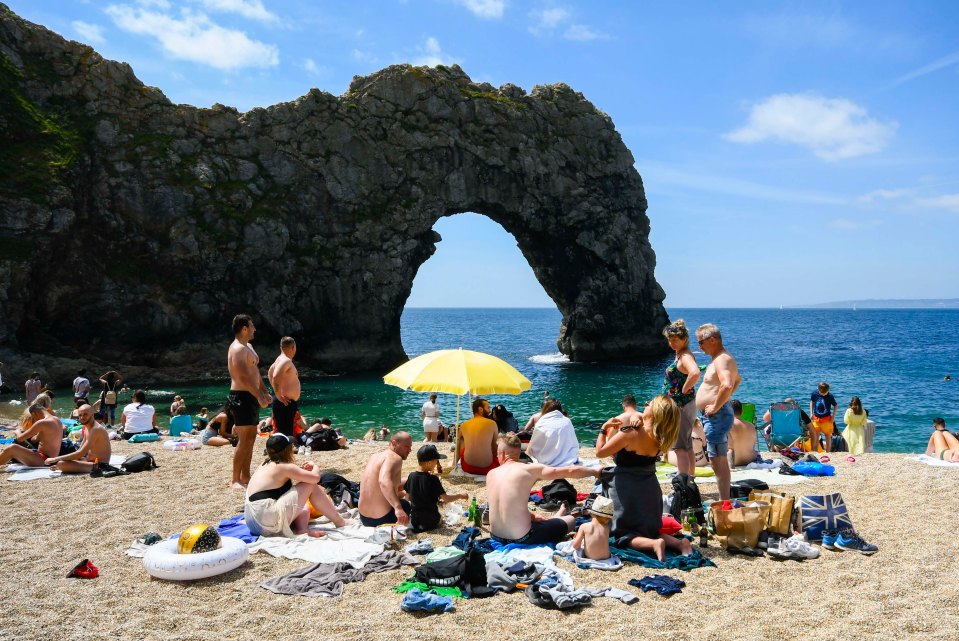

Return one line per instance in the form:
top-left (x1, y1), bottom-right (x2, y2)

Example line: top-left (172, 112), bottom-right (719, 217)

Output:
top-left (143, 536), bottom-right (248, 581)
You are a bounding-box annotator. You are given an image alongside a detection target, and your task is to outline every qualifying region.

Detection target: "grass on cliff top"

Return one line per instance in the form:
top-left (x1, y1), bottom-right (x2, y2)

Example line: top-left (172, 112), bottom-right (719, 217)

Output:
top-left (0, 51), bottom-right (86, 203)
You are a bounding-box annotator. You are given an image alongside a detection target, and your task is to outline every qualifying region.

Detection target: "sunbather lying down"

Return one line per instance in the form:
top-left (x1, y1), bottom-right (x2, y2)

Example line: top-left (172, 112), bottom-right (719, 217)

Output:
top-left (926, 427), bottom-right (959, 463)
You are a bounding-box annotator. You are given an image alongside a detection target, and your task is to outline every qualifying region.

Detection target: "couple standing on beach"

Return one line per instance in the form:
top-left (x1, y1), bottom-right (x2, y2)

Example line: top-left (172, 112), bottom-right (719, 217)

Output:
top-left (663, 320), bottom-right (741, 501)
top-left (224, 314), bottom-right (302, 490)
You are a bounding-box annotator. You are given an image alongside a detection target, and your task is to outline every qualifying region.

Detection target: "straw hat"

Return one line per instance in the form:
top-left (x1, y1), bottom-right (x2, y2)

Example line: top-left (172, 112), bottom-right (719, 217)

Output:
top-left (588, 496), bottom-right (614, 519)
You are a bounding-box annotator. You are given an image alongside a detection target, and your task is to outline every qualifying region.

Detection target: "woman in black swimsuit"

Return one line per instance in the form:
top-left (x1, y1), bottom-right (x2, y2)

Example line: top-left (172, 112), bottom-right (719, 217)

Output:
top-left (244, 434), bottom-right (348, 537)
top-left (595, 394), bottom-right (691, 561)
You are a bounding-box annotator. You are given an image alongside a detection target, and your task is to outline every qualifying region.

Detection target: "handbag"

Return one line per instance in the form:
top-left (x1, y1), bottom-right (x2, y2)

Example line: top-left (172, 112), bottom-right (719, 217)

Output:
top-left (798, 492), bottom-right (853, 542)
top-left (709, 501), bottom-right (770, 549)
top-left (748, 491), bottom-right (794, 535)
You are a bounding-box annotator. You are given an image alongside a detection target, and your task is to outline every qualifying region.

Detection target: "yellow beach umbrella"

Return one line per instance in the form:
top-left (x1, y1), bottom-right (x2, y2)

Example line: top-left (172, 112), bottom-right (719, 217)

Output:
top-left (383, 348), bottom-right (532, 396)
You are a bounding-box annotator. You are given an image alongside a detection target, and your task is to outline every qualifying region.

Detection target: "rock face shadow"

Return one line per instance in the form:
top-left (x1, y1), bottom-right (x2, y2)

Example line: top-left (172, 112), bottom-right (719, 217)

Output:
top-left (0, 6), bottom-right (669, 381)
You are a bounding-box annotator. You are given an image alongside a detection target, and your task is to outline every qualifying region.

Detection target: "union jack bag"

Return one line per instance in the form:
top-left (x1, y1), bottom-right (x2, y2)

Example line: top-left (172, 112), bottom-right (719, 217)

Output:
top-left (798, 492), bottom-right (853, 542)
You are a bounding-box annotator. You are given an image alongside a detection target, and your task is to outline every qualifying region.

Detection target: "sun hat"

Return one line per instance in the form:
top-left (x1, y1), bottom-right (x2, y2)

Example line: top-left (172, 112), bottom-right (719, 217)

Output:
top-left (588, 496), bottom-right (614, 519)
top-left (417, 444), bottom-right (448, 464)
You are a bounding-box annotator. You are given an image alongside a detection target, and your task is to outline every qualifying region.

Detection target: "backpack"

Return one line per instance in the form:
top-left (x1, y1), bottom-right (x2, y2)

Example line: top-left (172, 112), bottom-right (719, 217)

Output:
top-left (541, 479), bottom-right (577, 508)
top-left (668, 473), bottom-right (704, 524)
top-left (122, 451), bottom-right (158, 473)
top-left (305, 429), bottom-right (340, 451)
top-left (729, 478), bottom-right (770, 499)
top-left (414, 554), bottom-right (466, 587)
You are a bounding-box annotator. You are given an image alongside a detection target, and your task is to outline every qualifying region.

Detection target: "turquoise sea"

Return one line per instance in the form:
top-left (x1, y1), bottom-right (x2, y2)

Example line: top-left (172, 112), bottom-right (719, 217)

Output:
top-left (7, 308), bottom-right (958, 452)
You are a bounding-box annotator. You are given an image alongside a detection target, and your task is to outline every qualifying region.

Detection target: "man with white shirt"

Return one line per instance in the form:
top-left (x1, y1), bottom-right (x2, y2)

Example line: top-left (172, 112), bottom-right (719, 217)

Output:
top-left (72, 369), bottom-right (92, 406)
top-left (527, 398), bottom-right (580, 466)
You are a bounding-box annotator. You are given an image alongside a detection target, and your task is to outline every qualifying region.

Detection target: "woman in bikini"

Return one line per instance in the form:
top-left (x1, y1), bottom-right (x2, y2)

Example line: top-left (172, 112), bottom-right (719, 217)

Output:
top-left (244, 434), bottom-right (348, 537)
top-left (926, 418), bottom-right (959, 462)
top-left (662, 319), bottom-right (700, 476)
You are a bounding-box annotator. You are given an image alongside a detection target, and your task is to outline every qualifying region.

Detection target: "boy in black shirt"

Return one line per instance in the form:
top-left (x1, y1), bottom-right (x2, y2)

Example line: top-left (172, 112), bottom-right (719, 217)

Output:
top-left (404, 445), bottom-right (468, 532)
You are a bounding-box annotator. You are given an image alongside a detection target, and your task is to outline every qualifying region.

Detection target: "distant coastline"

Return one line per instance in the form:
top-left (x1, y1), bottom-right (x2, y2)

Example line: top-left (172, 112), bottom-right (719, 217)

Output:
top-left (797, 299), bottom-right (959, 309)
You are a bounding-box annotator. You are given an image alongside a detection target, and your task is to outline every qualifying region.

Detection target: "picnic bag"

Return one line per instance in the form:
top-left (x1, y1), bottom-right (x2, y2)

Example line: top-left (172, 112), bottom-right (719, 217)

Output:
top-left (748, 491), bottom-right (795, 535)
top-left (668, 473), bottom-right (705, 525)
top-left (709, 501), bottom-right (770, 549)
top-left (798, 492), bottom-right (853, 542)
top-left (121, 451), bottom-right (158, 473)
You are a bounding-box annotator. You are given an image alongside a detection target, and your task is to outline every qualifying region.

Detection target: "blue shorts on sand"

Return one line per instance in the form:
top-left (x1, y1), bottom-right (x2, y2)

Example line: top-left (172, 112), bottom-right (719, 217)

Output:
top-left (701, 402), bottom-right (734, 457)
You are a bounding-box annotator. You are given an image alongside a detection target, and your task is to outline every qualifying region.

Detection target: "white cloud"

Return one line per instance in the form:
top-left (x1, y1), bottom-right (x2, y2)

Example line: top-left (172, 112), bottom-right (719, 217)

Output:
top-left (827, 218), bottom-right (882, 230)
top-left (106, 4), bottom-right (279, 70)
top-left (72, 20), bottom-right (106, 44)
top-left (302, 58), bottom-right (327, 77)
top-left (917, 194), bottom-right (959, 213)
top-left (457, 0), bottom-right (505, 19)
top-left (528, 7), bottom-right (570, 35)
top-left (352, 49), bottom-right (377, 64)
top-left (887, 50), bottom-right (959, 90)
top-left (563, 24), bottom-right (608, 41)
top-left (196, 0), bottom-right (278, 23)
top-left (857, 188), bottom-right (913, 204)
top-left (411, 36), bottom-right (459, 67)
top-left (725, 93), bottom-right (897, 161)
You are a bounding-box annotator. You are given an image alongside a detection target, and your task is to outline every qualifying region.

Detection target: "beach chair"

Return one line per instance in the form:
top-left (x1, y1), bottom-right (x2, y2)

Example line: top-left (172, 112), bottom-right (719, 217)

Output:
top-left (766, 401), bottom-right (805, 450)
top-left (169, 414), bottom-right (193, 436)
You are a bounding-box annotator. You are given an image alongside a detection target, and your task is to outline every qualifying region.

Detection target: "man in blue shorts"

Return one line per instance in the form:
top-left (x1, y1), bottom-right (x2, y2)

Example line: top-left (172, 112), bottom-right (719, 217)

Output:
top-left (695, 323), bottom-right (741, 500)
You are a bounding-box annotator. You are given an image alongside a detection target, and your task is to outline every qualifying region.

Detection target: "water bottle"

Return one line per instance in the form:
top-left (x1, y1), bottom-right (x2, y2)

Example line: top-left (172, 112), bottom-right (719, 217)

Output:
top-left (469, 496), bottom-right (478, 526)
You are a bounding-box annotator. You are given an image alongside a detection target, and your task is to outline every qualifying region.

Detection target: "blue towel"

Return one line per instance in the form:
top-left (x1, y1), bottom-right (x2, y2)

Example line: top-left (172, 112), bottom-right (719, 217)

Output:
top-left (791, 461), bottom-right (836, 476)
top-left (218, 514), bottom-right (257, 543)
top-left (400, 588), bottom-right (455, 613)
top-left (629, 575), bottom-right (686, 596)
top-left (610, 542), bottom-right (715, 571)
top-left (0, 437), bottom-right (14, 445)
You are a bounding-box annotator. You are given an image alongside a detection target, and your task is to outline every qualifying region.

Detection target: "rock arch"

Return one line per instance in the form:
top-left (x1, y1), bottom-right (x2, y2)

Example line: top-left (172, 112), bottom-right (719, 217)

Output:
top-left (0, 6), bottom-right (669, 381)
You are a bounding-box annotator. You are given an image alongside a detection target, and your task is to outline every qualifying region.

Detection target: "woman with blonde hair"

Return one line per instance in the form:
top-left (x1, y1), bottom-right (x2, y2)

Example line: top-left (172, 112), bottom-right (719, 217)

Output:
top-left (244, 434), bottom-right (348, 537)
top-left (596, 394), bottom-right (690, 560)
top-left (842, 397), bottom-right (868, 455)
top-left (662, 319), bottom-right (700, 475)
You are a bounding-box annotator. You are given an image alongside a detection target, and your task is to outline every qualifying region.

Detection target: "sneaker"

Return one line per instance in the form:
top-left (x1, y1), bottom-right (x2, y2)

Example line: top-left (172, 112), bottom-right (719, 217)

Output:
top-left (768, 534), bottom-right (819, 560)
top-left (821, 529), bottom-right (838, 550)
top-left (835, 530), bottom-right (878, 555)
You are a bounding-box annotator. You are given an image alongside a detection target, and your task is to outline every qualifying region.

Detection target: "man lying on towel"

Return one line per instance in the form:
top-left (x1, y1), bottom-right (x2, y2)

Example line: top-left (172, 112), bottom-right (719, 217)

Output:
top-left (487, 434), bottom-right (600, 545)
top-left (44, 404), bottom-right (111, 473)
top-left (0, 402), bottom-right (65, 467)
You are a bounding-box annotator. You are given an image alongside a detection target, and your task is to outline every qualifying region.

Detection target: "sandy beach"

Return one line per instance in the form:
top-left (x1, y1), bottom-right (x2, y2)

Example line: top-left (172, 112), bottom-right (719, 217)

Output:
top-left (1, 428), bottom-right (958, 641)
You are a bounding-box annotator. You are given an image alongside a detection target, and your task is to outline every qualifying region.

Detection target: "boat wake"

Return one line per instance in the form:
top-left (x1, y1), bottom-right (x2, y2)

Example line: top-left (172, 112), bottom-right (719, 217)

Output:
top-left (529, 353), bottom-right (570, 365)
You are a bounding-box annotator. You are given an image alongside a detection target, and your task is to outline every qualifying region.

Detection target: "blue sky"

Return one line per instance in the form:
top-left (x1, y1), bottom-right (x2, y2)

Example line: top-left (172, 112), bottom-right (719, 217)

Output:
top-left (10, 0), bottom-right (959, 307)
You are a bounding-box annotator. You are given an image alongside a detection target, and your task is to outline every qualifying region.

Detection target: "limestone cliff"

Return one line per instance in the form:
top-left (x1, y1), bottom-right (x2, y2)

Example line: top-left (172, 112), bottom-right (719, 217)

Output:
top-left (0, 4), bottom-right (669, 385)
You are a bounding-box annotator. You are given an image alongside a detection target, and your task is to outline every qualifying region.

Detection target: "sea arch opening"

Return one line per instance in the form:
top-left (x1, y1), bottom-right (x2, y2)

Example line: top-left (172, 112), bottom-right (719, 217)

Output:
top-left (402, 212), bottom-right (562, 357)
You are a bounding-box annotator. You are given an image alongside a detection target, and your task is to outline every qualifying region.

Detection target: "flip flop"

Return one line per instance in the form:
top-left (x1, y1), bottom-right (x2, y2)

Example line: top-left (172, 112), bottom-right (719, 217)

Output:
top-left (845, 456), bottom-right (856, 463)
top-left (819, 455), bottom-right (830, 463)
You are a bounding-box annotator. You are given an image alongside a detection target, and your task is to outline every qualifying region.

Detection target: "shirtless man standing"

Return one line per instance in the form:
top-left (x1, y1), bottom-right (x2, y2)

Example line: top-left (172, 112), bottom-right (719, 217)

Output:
top-left (227, 314), bottom-right (272, 489)
top-left (44, 404), bottom-right (111, 473)
top-left (695, 323), bottom-right (741, 500)
top-left (358, 431), bottom-right (414, 526)
top-left (487, 434), bottom-right (599, 545)
top-left (0, 402), bottom-right (64, 467)
top-left (268, 337), bottom-right (301, 438)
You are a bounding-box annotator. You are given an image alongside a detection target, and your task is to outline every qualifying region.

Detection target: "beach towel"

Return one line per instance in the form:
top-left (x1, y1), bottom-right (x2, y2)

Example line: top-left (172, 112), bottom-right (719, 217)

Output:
top-left (260, 550), bottom-right (418, 597)
top-left (610, 543), bottom-right (716, 571)
top-left (391, 580), bottom-right (465, 598)
top-left (693, 466), bottom-right (808, 487)
top-left (582, 586), bottom-right (639, 604)
top-left (217, 514), bottom-right (257, 544)
top-left (910, 454), bottom-right (959, 468)
top-left (485, 545), bottom-right (574, 589)
top-left (249, 535), bottom-right (384, 568)
top-left (656, 462), bottom-right (715, 481)
top-left (554, 540), bottom-right (623, 571)
top-left (6, 454), bottom-right (126, 481)
top-left (448, 467), bottom-right (486, 483)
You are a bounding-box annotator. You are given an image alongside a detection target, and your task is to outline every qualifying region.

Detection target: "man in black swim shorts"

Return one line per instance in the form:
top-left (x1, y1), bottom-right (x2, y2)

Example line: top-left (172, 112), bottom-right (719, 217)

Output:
top-left (268, 337), bottom-right (301, 438)
top-left (227, 314), bottom-right (272, 489)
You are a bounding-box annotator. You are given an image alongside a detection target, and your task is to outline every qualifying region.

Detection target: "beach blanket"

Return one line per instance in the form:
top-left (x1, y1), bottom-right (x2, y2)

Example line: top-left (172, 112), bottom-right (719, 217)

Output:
top-left (554, 540), bottom-right (623, 571)
top-left (448, 467), bottom-right (486, 483)
top-left (6, 455), bottom-right (126, 481)
top-left (249, 536), bottom-right (384, 568)
top-left (610, 544), bottom-right (716, 571)
top-left (259, 550), bottom-right (418, 597)
top-left (691, 466), bottom-right (808, 487)
top-left (910, 454), bottom-right (959, 468)
top-left (656, 462), bottom-right (716, 481)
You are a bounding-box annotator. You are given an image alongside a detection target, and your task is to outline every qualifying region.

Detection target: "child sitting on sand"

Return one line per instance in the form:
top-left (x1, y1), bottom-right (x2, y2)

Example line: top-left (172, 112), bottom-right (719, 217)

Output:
top-left (569, 496), bottom-right (614, 561)
top-left (404, 444), bottom-right (468, 532)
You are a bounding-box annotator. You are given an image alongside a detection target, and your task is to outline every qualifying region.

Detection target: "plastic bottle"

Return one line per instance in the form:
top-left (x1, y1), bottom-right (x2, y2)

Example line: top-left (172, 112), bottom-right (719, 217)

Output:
top-left (699, 524), bottom-right (708, 548)
top-left (469, 496), bottom-right (478, 526)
